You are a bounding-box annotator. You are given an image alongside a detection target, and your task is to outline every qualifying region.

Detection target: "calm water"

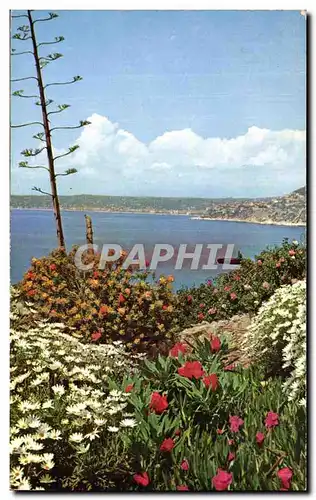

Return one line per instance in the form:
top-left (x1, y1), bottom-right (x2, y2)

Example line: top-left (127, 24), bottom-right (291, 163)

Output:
top-left (10, 209), bottom-right (305, 289)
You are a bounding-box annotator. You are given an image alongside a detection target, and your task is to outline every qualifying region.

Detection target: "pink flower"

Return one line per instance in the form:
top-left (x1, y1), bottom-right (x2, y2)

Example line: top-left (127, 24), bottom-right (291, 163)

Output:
top-left (262, 281), bottom-right (270, 289)
top-left (276, 262), bottom-right (281, 268)
top-left (177, 485), bottom-right (189, 491)
top-left (180, 459), bottom-right (189, 471)
top-left (224, 363), bottom-right (235, 372)
top-left (91, 331), bottom-right (102, 342)
top-left (208, 307), bottom-right (217, 315)
top-left (229, 415), bottom-right (244, 433)
top-left (224, 285), bottom-right (231, 292)
top-left (257, 259), bottom-right (263, 266)
top-left (227, 451), bottom-right (235, 462)
top-left (199, 303), bottom-right (205, 309)
top-left (169, 343), bottom-right (188, 358)
top-left (230, 292), bottom-right (237, 300)
top-left (277, 467), bottom-right (293, 489)
top-left (207, 279), bottom-right (213, 286)
top-left (187, 295), bottom-right (193, 303)
top-left (160, 437), bottom-right (175, 452)
top-left (212, 469), bottom-right (233, 491)
top-left (213, 288), bottom-right (218, 294)
top-left (228, 439), bottom-right (234, 446)
top-left (133, 471), bottom-right (150, 487)
top-left (233, 274), bottom-right (241, 281)
top-left (198, 313), bottom-right (205, 321)
top-left (288, 250), bottom-right (296, 256)
top-left (265, 411), bottom-right (279, 429)
top-left (210, 336), bottom-right (221, 353)
top-left (256, 432), bottom-right (265, 447)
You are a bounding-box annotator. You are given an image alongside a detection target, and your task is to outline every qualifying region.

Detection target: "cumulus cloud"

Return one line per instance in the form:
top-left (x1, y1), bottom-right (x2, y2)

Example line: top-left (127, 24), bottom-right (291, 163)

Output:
top-left (11, 113), bottom-right (306, 197)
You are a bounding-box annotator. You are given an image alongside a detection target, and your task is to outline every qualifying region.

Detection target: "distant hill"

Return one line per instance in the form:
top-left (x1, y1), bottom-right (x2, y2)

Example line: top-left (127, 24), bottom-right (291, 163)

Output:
top-left (10, 188), bottom-right (306, 225)
top-left (202, 187), bottom-right (306, 226)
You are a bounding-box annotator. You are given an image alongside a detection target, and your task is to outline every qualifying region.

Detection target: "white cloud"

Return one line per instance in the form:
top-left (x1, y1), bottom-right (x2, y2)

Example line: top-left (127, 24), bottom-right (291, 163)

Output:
top-left (11, 113), bottom-right (306, 197)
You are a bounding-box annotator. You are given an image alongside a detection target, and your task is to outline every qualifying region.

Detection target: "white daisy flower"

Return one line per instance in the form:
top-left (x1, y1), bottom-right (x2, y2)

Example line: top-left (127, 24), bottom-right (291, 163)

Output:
top-left (108, 426), bottom-right (119, 433)
top-left (52, 384), bottom-right (65, 396)
top-left (69, 432), bottom-right (84, 443)
top-left (120, 418), bottom-right (137, 428)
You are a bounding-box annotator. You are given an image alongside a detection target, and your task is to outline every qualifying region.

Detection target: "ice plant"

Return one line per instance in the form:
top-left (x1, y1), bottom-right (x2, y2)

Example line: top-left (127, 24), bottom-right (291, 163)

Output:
top-left (133, 472), bottom-right (150, 487)
top-left (169, 343), bottom-right (188, 358)
top-left (125, 384), bottom-right (134, 393)
top-left (160, 437), bottom-right (175, 452)
top-left (180, 459), bottom-right (189, 471)
top-left (177, 485), bottom-right (189, 491)
top-left (256, 432), bottom-right (265, 447)
top-left (178, 361), bottom-right (205, 380)
top-left (265, 411), bottom-right (279, 429)
top-left (212, 469), bottom-right (233, 491)
top-left (203, 373), bottom-right (219, 391)
top-left (229, 415), bottom-right (244, 433)
top-left (149, 392), bottom-right (168, 414)
top-left (277, 467), bottom-right (293, 490)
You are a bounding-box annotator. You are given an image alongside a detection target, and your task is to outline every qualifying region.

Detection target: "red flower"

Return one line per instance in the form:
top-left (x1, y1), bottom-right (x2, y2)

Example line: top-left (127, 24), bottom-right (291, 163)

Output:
top-left (160, 437), bottom-right (175, 452)
top-left (288, 249), bottom-right (296, 256)
top-left (257, 259), bottom-right (263, 266)
top-left (199, 303), bottom-right (205, 309)
top-left (265, 411), bottom-right (279, 429)
top-left (180, 459), bottom-right (189, 471)
top-left (210, 336), bottom-right (221, 353)
top-left (198, 313), bottom-right (205, 321)
top-left (178, 361), bottom-right (205, 379)
top-left (216, 428), bottom-right (224, 435)
top-left (145, 260), bottom-right (150, 267)
top-left (203, 373), bottom-right (219, 391)
top-left (227, 452), bottom-right (235, 462)
top-left (174, 428), bottom-right (181, 436)
top-left (125, 383), bottom-right (134, 393)
top-left (230, 292), bottom-right (237, 300)
top-left (169, 343), bottom-right (188, 358)
top-left (187, 295), bottom-right (193, 303)
top-left (99, 305), bottom-right (108, 315)
top-left (118, 293), bottom-right (125, 303)
top-left (91, 331), bottom-right (101, 342)
top-left (224, 364), bottom-right (235, 372)
top-left (49, 263), bottom-right (57, 271)
top-left (133, 472), bottom-right (150, 487)
top-left (212, 469), bottom-right (233, 491)
top-left (229, 415), bottom-right (244, 433)
top-left (162, 304), bottom-right (168, 310)
top-left (149, 392), bottom-right (168, 414)
top-left (277, 467), bottom-right (293, 489)
top-left (224, 285), bottom-right (231, 292)
top-left (27, 290), bottom-right (36, 297)
top-left (93, 271), bottom-right (99, 278)
top-left (177, 485), bottom-right (189, 491)
top-left (256, 432), bottom-right (265, 447)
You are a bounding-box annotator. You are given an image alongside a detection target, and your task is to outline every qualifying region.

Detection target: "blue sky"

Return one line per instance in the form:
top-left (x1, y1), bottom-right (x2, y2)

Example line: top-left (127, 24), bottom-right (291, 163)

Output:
top-left (11, 10), bottom-right (306, 198)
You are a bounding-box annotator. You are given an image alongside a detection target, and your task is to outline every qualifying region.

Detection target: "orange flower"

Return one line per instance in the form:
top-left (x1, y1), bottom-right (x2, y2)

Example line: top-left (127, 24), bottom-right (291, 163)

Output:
top-left (99, 305), bottom-right (108, 315)
top-left (167, 275), bottom-right (174, 282)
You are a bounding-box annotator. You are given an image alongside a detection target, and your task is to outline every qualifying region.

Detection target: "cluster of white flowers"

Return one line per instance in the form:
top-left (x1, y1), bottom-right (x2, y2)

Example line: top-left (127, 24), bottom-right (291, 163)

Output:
top-left (243, 280), bottom-right (306, 405)
top-left (10, 322), bottom-right (139, 490)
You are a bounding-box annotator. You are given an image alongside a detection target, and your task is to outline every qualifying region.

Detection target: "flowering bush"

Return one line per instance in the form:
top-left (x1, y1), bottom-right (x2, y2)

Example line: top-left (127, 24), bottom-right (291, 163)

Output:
top-left (243, 280), bottom-right (306, 406)
top-left (176, 239), bottom-right (306, 327)
top-left (17, 247), bottom-right (178, 352)
top-left (10, 322), bottom-right (144, 491)
top-left (112, 333), bottom-right (306, 491)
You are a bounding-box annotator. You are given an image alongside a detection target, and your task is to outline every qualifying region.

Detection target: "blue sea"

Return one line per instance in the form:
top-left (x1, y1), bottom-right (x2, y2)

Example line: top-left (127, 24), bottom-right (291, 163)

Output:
top-left (10, 209), bottom-right (305, 289)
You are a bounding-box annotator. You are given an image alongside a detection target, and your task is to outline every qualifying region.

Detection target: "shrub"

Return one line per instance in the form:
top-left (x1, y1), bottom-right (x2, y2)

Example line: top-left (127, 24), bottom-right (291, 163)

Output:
top-left (16, 247), bottom-right (178, 352)
top-left (243, 280), bottom-right (306, 405)
top-left (176, 239), bottom-right (306, 327)
top-left (112, 334), bottom-right (306, 491)
top-left (10, 322), bottom-right (143, 491)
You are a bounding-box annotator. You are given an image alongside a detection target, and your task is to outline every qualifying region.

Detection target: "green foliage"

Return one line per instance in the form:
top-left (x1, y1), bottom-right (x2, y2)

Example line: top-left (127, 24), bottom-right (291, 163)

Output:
top-left (176, 239), bottom-right (306, 327)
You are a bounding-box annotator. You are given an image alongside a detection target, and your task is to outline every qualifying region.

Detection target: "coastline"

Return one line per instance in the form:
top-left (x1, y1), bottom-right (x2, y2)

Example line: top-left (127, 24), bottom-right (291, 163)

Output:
top-left (11, 207), bottom-right (306, 227)
top-left (192, 216), bottom-right (306, 228)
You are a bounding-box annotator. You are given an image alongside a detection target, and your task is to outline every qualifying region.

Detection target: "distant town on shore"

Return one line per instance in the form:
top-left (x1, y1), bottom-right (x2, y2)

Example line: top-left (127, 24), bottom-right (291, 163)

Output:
top-left (11, 186), bottom-right (306, 226)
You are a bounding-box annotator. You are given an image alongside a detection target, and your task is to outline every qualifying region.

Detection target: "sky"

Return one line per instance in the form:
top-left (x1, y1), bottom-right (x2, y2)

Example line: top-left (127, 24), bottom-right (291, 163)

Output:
top-left (11, 10), bottom-right (306, 198)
